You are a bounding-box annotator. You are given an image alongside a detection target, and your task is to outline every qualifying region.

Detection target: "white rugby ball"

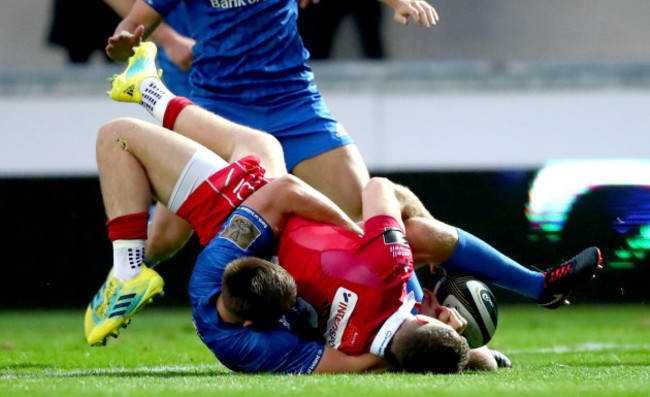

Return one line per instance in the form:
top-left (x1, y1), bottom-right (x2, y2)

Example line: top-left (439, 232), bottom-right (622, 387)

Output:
top-left (433, 274), bottom-right (498, 348)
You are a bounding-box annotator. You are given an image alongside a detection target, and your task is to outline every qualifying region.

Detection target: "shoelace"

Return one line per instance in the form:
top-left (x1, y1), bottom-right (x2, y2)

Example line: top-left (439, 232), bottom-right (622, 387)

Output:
top-left (97, 279), bottom-right (119, 318)
top-left (546, 263), bottom-right (573, 284)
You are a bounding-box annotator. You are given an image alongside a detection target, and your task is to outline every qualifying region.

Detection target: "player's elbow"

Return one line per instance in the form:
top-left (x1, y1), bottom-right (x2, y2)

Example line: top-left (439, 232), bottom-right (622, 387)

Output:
top-left (364, 177), bottom-right (394, 195)
top-left (273, 174), bottom-right (306, 200)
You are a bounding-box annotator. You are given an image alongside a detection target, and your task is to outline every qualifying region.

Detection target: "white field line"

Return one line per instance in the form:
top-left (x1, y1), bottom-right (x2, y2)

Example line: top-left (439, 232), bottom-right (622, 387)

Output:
top-left (0, 364), bottom-right (224, 379)
top-left (506, 342), bottom-right (650, 355)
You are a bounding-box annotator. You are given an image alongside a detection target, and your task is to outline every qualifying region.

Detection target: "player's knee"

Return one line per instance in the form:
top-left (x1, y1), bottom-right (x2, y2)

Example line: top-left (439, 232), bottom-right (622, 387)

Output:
top-left (97, 118), bottom-right (137, 151)
top-left (273, 174), bottom-right (303, 196)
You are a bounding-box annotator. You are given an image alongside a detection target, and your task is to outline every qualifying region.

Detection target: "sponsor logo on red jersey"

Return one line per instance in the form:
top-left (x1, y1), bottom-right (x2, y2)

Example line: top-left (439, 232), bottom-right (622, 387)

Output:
top-left (324, 287), bottom-right (358, 348)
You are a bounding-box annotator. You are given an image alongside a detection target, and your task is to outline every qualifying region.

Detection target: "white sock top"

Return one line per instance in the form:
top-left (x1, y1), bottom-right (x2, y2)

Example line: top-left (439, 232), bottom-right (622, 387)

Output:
top-left (112, 239), bottom-right (146, 282)
top-left (140, 77), bottom-right (175, 123)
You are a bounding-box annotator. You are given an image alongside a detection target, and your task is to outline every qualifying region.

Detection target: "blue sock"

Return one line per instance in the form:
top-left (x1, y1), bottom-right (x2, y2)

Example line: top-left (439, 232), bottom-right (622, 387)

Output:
top-left (406, 272), bottom-right (423, 314)
top-left (406, 274), bottom-right (423, 302)
top-left (440, 228), bottom-right (545, 299)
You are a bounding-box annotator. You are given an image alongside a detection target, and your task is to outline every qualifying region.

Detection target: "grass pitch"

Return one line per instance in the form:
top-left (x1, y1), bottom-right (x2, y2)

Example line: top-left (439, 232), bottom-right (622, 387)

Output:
top-left (1, 305), bottom-right (648, 397)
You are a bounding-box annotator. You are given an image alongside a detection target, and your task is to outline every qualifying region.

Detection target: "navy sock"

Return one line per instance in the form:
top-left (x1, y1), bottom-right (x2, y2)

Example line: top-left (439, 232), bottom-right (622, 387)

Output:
top-left (440, 228), bottom-right (545, 299)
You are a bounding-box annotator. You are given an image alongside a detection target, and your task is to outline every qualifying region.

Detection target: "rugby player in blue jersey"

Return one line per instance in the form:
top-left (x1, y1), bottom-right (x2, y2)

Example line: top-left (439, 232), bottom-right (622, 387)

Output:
top-left (104, 1), bottom-right (439, 304)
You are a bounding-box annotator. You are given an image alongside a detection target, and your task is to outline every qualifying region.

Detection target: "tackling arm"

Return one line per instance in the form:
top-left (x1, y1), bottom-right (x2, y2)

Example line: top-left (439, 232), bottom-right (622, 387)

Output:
top-left (314, 347), bottom-right (393, 373)
top-left (361, 177), bottom-right (433, 224)
top-left (242, 175), bottom-right (363, 236)
top-left (361, 177), bottom-right (404, 228)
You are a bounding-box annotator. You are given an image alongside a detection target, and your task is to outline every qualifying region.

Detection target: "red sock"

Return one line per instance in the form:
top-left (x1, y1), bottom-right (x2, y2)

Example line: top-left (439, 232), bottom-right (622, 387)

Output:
top-left (106, 212), bottom-right (149, 242)
top-left (163, 96), bottom-right (194, 130)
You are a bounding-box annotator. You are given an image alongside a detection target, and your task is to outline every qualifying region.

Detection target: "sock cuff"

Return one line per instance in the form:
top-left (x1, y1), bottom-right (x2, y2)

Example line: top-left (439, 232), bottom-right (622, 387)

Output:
top-left (163, 96), bottom-right (194, 130)
top-left (112, 239), bottom-right (146, 249)
top-left (444, 228), bottom-right (468, 266)
top-left (106, 212), bottom-right (149, 242)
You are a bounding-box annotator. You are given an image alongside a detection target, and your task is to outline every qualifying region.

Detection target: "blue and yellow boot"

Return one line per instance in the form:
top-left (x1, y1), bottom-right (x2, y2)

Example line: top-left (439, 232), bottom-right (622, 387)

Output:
top-left (109, 41), bottom-right (162, 104)
top-left (85, 265), bottom-right (164, 346)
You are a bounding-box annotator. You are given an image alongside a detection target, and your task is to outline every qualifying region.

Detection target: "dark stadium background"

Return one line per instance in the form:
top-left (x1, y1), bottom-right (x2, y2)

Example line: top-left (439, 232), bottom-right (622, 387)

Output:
top-left (2, 170), bottom-right (647, 309)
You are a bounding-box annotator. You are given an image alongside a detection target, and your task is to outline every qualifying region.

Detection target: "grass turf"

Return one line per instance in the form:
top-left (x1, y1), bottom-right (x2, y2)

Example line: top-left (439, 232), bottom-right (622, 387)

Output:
top-left (1, 305), bottom-right (649, 397)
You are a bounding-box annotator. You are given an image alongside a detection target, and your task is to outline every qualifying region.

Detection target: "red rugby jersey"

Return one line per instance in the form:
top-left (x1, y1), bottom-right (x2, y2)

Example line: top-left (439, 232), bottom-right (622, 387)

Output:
top-left (277, 215), bottom-right (414, 354)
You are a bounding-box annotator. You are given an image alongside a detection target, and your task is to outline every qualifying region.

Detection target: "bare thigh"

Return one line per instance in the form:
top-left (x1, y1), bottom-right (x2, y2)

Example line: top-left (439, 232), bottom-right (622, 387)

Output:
top-left (291, 144), bottom-right (369, 221)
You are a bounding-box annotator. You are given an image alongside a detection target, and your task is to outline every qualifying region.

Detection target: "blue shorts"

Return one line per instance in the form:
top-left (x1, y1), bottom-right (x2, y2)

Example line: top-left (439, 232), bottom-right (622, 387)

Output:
top-left (193, 92), bottom-right (354, 171)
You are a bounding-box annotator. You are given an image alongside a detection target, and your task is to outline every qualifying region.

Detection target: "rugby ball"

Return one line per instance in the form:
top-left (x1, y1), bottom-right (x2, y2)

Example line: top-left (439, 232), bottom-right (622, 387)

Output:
top-left (433, 274), bottom-right (498, 348)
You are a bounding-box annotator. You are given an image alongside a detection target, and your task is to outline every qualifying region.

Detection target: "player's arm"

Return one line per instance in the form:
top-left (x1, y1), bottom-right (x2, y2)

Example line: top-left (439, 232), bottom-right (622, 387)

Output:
top-left (201, 318), bottom-right (392, 374)
top-left (104, 0), bottom-right (193, 70)
top-left (106, 0), bottom-right (164, 62)
top-left (314, 346), bottom-right (393, 373)
top-left (242, 175), bottom-right (363, 235)
top-left (361, 177), bottom-right (457, 268)
top-left (379, 0), bottom-right (439, 28)
top-left (362, 177), bottom-right (436, 223)
top-left (361, 177), bottom-right (406, 229)
top-left (104, 0), bottom-right (137, 16)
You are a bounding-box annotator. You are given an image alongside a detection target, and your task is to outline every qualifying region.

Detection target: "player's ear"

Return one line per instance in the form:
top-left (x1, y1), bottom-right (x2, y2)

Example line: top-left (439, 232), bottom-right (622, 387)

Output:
top-left (243, 320), bottom-right (254, 328)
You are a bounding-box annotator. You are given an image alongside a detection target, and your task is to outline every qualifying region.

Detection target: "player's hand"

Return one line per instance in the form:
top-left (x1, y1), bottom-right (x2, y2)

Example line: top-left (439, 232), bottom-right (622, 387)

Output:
top-left (382, 0), bottom-right (439, 28)
top-left (297, 0), bottom-right (320, 9)
top-left (106, 25), bottom-right (145, 62)
top-left (435, 305), bottom-right (467, 333)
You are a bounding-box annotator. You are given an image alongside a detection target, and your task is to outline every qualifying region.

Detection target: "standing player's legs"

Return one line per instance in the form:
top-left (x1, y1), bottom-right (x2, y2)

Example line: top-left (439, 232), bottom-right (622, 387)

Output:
top-left (291, 144), bottom-right (369, 223)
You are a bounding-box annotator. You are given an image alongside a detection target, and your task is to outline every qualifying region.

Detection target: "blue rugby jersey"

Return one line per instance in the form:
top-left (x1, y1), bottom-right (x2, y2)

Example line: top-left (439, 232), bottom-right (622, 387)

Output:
top-left (189, 206), bottom-right (324, 373)
top-left (145, 0), bottom-right (315, 104)
top-left (156, 1), bottom-right (192, 97)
